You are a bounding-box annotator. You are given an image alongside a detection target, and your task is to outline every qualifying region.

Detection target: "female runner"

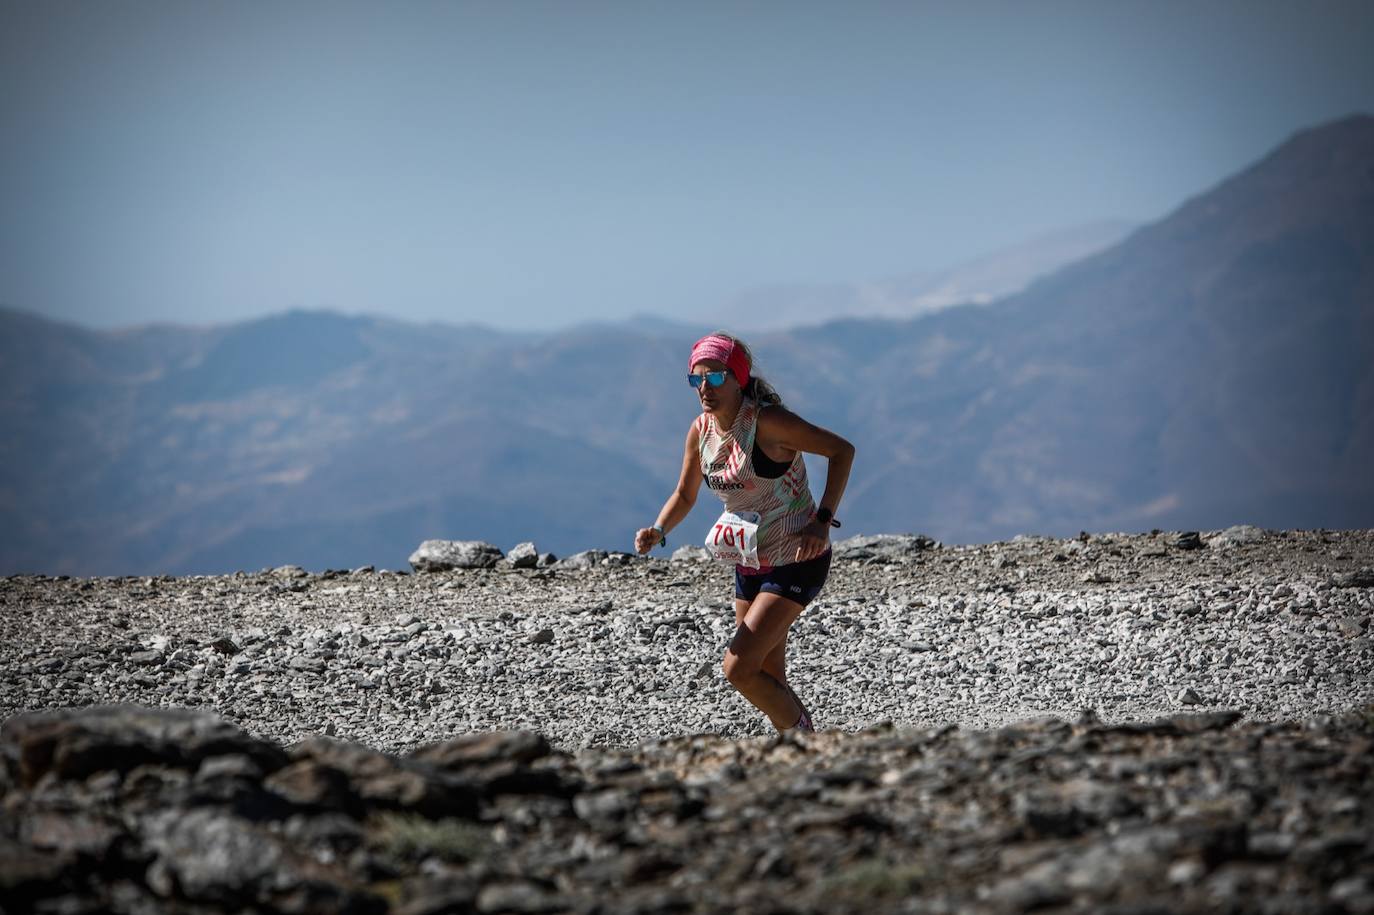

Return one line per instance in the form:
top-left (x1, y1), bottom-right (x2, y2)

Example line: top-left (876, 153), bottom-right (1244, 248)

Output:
top-left (634, 333), bottom-right (855, 733)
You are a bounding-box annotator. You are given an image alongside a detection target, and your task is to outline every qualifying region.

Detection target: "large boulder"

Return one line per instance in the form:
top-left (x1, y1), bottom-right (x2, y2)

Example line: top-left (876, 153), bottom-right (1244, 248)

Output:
top-left (506, 541), bottom-right (539, 569)
top-left (411, 731), bottom-right (551, 769)
top-left (832, 533), bottom-right (937, 562)
top-left (1206, 525), bottom-right (1268, 548)
top-left (0, 706), bottom-right (288, 788)
top-left (276, 738), bottom-right (481, 820)
top-left (410, 731), bottom-right (575, 797)
top-left (408, 540), bottom-right (504, 572)
top-left (141, 808), bottom-right (382, 911)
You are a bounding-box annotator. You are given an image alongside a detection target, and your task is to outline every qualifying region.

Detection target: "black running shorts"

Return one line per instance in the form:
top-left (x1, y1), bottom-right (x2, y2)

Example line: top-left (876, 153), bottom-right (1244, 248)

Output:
top-left (734, 548), bottom-right (832, 607)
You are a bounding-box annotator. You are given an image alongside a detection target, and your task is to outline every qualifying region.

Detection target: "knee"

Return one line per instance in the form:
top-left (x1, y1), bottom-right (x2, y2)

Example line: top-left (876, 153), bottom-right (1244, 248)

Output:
top-left (722, 650), bottom-right (758, 686)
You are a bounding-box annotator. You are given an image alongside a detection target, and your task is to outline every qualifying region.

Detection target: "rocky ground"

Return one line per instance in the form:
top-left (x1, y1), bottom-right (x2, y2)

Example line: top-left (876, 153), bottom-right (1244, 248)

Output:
top-left (2, 702), bottom-right (1372, 913)
top-left (2, 526), bottom-right (1373, 913)
top-left (2, 527), bottom-right (1372, 752)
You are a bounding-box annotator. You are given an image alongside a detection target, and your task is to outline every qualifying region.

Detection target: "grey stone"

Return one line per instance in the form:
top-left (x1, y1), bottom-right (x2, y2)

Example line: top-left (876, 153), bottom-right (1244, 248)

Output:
top-left (142, 808), bottom-right (376, 910)
top-left (0, 834), bottom-right (73, 896)
top-left (508, 542), bottom-right (539, 569)
top-left (832, 533), bottom-right (936, 561)
top-left (1173, 531), bottom-right (1203, 550)
top-left (574, 788), bottom-right (634, 821)
top-left (1248, 832), bottom-right (1297, 858)
top-left (1337, 616), bottom-right (1367, 637)
top-left (1333, 567), bottom-right (1374, 588)
top-left (1207, 524), bottom-right (1267, 548)
top-left (282, 812), bottom-right (365, 852)
top-left (289, 737), bottom-right (480, 819)
top-left (22, 811), bottom-right (126, 860)
top-left (476, 881), bottom-right (564, 914)
top-left (265, 759), bottom-right (359, 813)
top-left (1330, 876), bottom-right (1372, 904)
top-left (395, 875), bottom-right (480, 915)
top-left (0, 705), bottom-right (288, 787)
top-left (408, 540), bottom-right (504, 572)
top-left (411, 731), bottom-right (551, 768)
top-left (1014, 778), bottom-right (1139, 837)
top-left (209, 636), bottom-right (241, 655)
top-left (1162, 710), bottom-right (1243, 734)
top-left (555, 550), bottom-right (608, 570)
top-left (670, 545), bottom-right (711, 563)
top-left (196, 753), bottom-right (266, 782)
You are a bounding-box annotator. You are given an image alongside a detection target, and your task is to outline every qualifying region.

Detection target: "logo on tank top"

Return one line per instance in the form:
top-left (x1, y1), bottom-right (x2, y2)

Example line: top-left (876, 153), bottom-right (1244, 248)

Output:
top-left (706, 476), bottom-right (746, 491)
top-left (704, 458), bottom-right (748, 491)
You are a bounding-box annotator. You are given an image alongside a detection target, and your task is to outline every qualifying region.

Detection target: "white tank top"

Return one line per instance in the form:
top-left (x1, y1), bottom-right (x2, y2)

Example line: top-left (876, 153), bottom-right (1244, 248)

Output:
top-left (696, 397), bottom-right (816, 570)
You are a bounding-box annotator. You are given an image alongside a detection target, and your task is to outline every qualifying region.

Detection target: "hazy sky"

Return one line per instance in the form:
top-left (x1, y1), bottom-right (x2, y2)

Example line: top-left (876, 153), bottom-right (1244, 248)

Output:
top-left (3, 1), bottom-right (1372, 332)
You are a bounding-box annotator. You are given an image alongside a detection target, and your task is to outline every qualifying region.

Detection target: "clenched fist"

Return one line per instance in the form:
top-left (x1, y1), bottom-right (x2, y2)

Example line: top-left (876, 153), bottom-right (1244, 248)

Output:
top-left (634, 527), bottom-right (664, 555)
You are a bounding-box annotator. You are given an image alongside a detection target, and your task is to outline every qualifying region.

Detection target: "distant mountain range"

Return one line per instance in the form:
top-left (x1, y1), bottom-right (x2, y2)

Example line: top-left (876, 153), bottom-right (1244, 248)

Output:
top-left (722, 219), bottom-right (1137, 330)
top-left (3, 114), bottom-right (1371, 575)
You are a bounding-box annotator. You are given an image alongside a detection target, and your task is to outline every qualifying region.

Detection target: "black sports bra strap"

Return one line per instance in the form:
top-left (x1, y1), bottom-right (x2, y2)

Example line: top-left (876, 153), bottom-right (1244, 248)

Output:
top-left (751, 439), bottom-right (792, 479)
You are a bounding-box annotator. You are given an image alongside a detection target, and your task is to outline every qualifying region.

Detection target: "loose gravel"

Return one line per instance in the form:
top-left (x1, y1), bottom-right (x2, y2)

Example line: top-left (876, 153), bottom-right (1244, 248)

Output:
top-left (3, 528), bottom-right (1371, 753)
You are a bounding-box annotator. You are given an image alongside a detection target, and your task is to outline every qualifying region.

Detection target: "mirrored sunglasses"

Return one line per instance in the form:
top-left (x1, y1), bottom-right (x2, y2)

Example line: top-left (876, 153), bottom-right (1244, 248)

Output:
top-left (687, 371), bottom-right (730, 389)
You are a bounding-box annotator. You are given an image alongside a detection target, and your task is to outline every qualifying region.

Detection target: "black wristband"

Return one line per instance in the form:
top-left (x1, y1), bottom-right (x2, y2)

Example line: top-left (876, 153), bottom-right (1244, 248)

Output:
top-left (815, 507), bottom-right (840, 527)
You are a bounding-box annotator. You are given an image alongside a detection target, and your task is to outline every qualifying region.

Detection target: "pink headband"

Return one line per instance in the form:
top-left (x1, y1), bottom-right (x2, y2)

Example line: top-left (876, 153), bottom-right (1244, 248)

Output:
top-left (689, 334), bottom-right (750, 388)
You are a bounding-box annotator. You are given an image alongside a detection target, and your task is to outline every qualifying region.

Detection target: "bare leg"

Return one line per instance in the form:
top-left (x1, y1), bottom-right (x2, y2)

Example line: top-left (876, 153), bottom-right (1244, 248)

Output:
top-left (735, 598), bottom-right (788, 684)
top-left (723, 592), bottom-right (807, 729)
top-left (736, 597), bottom-right (811, 727)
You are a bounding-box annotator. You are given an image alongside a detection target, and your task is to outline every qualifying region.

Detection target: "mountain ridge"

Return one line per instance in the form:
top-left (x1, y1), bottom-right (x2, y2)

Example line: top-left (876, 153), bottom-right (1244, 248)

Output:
top-left (2, 114), bottom-right (1371, 574)
top-left (724, 218), bottom-right (1138, 331)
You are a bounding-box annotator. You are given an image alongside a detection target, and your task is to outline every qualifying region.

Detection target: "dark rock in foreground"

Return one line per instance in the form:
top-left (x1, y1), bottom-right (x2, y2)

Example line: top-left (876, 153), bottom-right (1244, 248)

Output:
top-left (3, 704), bottom-right (1372, 914)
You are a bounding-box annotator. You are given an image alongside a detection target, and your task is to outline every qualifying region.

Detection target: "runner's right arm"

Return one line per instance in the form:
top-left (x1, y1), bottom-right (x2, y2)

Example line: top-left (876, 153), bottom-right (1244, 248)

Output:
top-left (635, 422), bottom-right (703, 554)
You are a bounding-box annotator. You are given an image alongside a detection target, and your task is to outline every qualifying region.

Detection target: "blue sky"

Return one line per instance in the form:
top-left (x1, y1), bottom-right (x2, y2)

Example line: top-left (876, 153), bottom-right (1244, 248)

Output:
top-left (2, 0), bottom-right (1372, 331)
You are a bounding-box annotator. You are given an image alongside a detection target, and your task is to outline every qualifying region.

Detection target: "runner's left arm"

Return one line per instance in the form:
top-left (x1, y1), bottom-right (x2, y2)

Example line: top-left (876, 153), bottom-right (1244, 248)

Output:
top-left (757, 407), bottom-right (855, 560)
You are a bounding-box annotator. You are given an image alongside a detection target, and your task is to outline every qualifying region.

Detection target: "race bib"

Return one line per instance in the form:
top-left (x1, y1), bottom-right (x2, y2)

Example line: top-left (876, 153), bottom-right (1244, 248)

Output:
top-left (705, 510), bottom-right (761, 568)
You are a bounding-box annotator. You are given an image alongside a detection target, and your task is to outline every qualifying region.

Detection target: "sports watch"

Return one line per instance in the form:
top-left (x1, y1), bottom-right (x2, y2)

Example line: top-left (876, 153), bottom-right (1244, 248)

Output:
top-left (815, 507), bottom-right (841, 528)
